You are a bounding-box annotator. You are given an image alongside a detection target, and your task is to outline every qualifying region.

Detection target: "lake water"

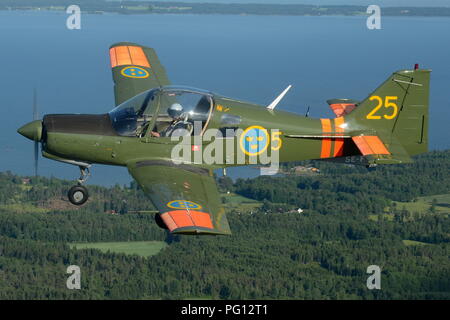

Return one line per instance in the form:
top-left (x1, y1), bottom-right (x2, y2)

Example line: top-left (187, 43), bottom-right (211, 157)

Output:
top-left (0, 11), bottom-right (449, 185)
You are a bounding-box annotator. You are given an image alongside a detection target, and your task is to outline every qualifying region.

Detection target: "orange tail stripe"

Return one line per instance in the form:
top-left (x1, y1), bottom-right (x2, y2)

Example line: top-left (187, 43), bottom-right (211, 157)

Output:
top-left (320, 119), bottom-right (332, 158)
top-left (334, 117), bottom-right (345, 132)
top-left (333, 117), bottom-right (345, 157)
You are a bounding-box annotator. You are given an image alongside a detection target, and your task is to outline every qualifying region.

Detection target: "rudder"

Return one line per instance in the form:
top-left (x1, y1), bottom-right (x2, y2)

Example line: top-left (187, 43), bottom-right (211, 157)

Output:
top-left (347, 67), bottom-right (430, 158)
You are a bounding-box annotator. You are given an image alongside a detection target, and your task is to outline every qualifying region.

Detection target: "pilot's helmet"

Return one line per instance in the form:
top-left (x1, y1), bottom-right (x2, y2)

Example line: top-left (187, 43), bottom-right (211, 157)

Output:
top-left (167, 103), bottom-right (183, 119)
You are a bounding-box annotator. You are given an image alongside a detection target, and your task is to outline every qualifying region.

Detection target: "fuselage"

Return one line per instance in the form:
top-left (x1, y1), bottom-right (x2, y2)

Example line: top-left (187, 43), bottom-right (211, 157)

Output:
top-left (20, 86), bottom-right (361, 170)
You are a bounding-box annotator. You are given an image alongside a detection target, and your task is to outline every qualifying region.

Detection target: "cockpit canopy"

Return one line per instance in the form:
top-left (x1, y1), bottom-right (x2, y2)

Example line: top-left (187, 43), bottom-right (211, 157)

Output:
top-left (108, 86), bottom-right (213, 137)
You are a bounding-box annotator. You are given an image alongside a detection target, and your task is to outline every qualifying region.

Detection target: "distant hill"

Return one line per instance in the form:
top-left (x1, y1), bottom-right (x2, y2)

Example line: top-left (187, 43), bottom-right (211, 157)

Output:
top-left (130, 0), bottom-right (450, 7)
top-left (1, 1), bottom-right (450, 16)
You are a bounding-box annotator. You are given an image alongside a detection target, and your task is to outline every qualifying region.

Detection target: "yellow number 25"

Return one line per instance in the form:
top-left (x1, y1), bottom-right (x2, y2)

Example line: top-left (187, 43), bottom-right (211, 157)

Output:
top-left (366, 96), bottom-right (399, 120)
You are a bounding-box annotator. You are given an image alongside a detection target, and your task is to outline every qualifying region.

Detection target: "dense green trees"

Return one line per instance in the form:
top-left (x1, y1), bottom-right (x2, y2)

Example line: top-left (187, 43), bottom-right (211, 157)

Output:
top-left (235, 151), bottom-right (450, 214)
top-left (0, 151), bottom-right (448, 299)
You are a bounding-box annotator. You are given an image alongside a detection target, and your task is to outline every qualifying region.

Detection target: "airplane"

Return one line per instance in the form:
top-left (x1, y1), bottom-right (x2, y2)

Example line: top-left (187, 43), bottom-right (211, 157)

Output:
top-left (18, 42), bottom-right (430, 236)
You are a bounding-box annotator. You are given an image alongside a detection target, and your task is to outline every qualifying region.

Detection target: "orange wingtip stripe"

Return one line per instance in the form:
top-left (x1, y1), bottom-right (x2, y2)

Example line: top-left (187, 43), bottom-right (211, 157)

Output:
top-left (190, 211), bottom-right (214, 229)
top-left (110, 46), bottom-right (150, 68)
top-left (113, 46), bottom-right (132, 67)
top-left (109, 48), bottom-right (117, 68)
top-left (128, 46), bottom-right (151, 68)
top-left (320, 119), bottom-right (332, 158)
top-left (160, 213), bottom-right (178, 232)
top-left (352, 136), bottom-right (390, 156)
top-left (161, 210), bottom-right (214, 231)
top-left (170, 212), bottom-right (194, 229)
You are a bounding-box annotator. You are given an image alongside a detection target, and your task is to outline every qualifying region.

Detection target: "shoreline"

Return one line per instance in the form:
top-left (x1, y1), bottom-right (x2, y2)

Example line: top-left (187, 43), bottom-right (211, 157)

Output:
top-left (1, 4), bottom-right (450, 18)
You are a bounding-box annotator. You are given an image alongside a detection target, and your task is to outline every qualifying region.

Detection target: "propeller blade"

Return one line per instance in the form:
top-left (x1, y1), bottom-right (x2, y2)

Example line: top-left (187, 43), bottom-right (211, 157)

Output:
top-left (33, 88), bottom-right (39, 177)
top-left (34, 141), bottom-right (39, 177)
top-left (33, 88), bottom-right (38, 120)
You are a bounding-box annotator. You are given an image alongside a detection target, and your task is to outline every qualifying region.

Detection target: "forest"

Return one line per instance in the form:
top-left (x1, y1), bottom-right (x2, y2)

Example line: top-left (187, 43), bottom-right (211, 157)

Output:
top-left (0, 150), bottom-right (449, 299)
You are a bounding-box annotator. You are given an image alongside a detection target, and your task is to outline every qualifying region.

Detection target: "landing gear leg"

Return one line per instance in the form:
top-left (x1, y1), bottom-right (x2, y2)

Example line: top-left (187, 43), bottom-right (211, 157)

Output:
top-left (68, 165), bottom-right (91, 206)
top-left (77, 165), bottom-right (91, 185)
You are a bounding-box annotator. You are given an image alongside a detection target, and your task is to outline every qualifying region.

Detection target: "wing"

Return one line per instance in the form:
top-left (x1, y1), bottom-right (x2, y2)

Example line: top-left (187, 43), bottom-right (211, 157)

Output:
top-left (109, 42), bottom-right (171, 106)
top-left (127, 160), bottom-right (231, 235)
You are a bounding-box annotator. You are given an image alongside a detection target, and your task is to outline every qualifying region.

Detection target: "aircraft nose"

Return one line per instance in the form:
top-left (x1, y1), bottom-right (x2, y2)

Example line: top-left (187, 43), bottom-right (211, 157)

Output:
top-left (17, 120), bottom-right (42, 142)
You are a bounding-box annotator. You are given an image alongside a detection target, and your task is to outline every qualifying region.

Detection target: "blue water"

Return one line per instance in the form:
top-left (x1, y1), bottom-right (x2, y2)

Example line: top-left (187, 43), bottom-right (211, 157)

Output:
top-left (0, 11), bottom-right (449, 185)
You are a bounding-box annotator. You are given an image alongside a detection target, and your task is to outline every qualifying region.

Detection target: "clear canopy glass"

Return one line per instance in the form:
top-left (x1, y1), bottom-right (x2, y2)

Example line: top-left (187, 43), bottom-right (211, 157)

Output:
top-left (108, 87), bottom-right (213, 137)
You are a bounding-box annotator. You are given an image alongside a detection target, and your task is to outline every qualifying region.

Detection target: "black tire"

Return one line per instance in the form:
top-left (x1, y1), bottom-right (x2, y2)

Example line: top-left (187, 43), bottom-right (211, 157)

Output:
top-left (154, 214), bottom-right (168, 230)
top-left (68, 185), bottom-right (89, 206)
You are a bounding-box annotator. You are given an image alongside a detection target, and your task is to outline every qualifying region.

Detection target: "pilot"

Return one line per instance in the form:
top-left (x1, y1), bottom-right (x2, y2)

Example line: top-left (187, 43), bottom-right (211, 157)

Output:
top-left (167, 103), bottom-right (184, 121)
top-left (150, 103), bottom-right (184, 137)
top-left (162, 103), bottom-right (191, 137)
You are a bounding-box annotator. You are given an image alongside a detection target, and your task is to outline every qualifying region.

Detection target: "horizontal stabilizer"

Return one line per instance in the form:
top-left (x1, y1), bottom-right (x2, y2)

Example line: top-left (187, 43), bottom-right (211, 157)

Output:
top-left (327, 99), bottom-right (358, 117)
top-left (351, 135), bottom-right (413, 165)
top-left (352, 135), bottom-right (390, 156)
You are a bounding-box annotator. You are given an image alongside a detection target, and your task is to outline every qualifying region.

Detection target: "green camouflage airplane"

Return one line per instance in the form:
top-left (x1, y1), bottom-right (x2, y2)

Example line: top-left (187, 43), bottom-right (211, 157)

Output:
top-left (18, 42), bottom-right (430, 236)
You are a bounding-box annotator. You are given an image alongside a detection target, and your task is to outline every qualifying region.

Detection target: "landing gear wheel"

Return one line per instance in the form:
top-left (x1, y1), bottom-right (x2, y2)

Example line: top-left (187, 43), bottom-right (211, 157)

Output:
top-left (155, 214), bottom-right (168, 230)
top-left (68, 185), bottom-right (89, 206)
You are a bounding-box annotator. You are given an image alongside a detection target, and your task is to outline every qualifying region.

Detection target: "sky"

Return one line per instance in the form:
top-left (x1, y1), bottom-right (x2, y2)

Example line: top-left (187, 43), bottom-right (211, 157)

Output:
top-left (132, 0), bottom-right (450, 7)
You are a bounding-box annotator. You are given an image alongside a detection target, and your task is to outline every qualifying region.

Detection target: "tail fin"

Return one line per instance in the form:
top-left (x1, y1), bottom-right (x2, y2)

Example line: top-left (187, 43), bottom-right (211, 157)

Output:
top-left (347, 67), bottom-right (430, 161)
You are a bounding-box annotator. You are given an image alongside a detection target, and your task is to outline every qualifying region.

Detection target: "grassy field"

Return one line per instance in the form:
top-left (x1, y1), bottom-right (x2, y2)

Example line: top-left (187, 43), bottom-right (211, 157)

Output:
top-left (0, 203), bottom-right (50, 214)
top-left (183, 296), bottom-right (214, 300)
top-left (392, 193), bottom-right (450, 215)
top-left (402, 240), bottom-right (430, 246)
top-left (369, 193), bottom-right (450, 222)
top-left (222, 193), bottom-right (262, 212)
top-left (71, 241), bottom-right (168, 257)
top-left (368, 213), bottom-right (395, 222)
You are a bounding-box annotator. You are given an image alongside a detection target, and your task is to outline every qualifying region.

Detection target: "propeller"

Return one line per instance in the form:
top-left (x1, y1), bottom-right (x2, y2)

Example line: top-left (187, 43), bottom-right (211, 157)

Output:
top-left (33, 89), bottom-right (39, 177)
